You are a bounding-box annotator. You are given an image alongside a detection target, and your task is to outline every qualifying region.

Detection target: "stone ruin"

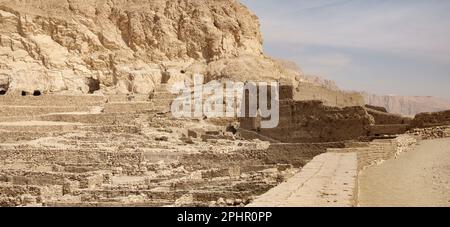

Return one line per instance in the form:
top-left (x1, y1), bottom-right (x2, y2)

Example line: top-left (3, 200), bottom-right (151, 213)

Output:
top-left (239, 84), bottom-right (450, 143)
top-left (1, 80), bottom-right (450, 207)
top-left (0, 82), bottom-right (315, 207)
top-left (240, 84), bottom-right (374, 143)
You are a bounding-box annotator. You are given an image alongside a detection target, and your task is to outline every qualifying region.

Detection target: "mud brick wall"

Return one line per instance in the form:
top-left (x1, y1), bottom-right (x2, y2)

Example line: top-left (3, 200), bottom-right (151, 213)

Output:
top-left (0, 184), bottom-right (42, 197)
top-left (366, 108), bottom-right (412, 125)
top-left (0, 95), bottom-right (105, 106)
top-left (365, 104), bottom-right (387, 113)
top-left (355, 141), bottom-right (396, 170)
top-left (279, 85), bottom-right (294, 100)
top-left (39, 113), bottom-right (140, 125)
top-left (0, 106), bottom-right (92, 117)
top-left (104, 102), bottom-right (155, 113)
top-left (241, 99), bottom-right (374, 143)
top-left (0, 183), bottom-right (63, 205)
top-left (264, 142), bottom-right (345, 167)
top-left (0, 149), bottom-right (144, 169)
top-left (357, 136), bottom-right (416, 170)
top-left (368, 124), bottom-right (410, 136)
top-left (328, 136), bottom-right (416, 171)
top-left (409, 126), bottom-right (450, 139)
top-left (411, 110), bottom-right (450, 128)
top-left (294, 83), bottom-right (365, 107)
top-left (0, 170), bottom-right (72, 186)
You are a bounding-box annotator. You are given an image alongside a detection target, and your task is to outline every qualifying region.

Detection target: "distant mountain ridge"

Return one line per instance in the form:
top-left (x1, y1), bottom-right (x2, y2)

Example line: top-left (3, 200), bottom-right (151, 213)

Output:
top-left (362, 93), bottom-right (450, 116)
top-left (276, 60), bottom-right (450, 116)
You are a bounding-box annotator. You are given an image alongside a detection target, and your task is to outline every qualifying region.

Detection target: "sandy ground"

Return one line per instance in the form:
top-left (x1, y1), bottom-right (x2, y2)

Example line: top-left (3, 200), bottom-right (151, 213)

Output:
top-left (359, 138), bottom-right (450, 207)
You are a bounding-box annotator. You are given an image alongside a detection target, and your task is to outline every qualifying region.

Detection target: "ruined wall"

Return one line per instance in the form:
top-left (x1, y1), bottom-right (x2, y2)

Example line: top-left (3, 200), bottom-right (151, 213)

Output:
top-left (365, 104), bottom-right (387, 113)
top-left (241, 101), bottom-right (374, 143)
top-left (365, 108), bottom-right (412, 125)
top-left (368, 124), bottom-right (410, 136)
top-left (411, 110), bottom-right (450, 128)
top-left (409, 126), bottom-right (450, 140)
top-left (294, 83), bottom-right (364, 108)
top-left (263, 142), bottom-right (345, 167)
top-left (328, 136), bottom-right (416, 172)
top-left (240, 84), bottom-right (374, 143)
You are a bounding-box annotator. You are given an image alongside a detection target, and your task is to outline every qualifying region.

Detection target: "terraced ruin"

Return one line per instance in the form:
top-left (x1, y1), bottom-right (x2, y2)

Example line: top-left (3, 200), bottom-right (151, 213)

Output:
top-left (0, 84), bottom-right (291, 207)
top-left (2, 81), bottom-right (450, 207)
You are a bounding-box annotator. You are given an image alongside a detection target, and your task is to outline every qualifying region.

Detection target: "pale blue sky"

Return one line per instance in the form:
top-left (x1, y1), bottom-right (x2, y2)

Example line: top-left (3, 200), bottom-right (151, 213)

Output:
top-left (241, 0), bottom-right (450, 100)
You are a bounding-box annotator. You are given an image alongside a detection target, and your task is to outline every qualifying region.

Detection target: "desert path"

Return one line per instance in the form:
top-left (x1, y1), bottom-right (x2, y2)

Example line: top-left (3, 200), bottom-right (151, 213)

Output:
top-left (359, 138), bottom-right (450, 207)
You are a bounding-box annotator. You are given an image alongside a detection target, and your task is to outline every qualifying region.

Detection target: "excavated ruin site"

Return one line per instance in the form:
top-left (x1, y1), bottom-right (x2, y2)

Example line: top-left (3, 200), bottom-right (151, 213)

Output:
top-left (1, 0), bottom-right (450, 207)
top-left (1, 84), bottom-right (449, 207)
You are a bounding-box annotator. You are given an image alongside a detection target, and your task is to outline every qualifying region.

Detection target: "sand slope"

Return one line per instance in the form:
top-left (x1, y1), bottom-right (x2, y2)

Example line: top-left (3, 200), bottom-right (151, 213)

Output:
top-left (359, 138), bottom-right (450, 207)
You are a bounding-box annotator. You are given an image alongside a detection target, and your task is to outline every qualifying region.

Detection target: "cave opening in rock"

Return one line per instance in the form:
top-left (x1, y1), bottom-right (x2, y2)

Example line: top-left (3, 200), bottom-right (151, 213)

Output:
top-left (33, 90), bottom-right (41, 96)
top-left (161, 71), bottom-right (170, 84)
top-left (87, 78), bottom-right (100, 94)
top-left (0, 87), bottom-right (6, 95)
top-left (21, 91), bottom-right (28, 96)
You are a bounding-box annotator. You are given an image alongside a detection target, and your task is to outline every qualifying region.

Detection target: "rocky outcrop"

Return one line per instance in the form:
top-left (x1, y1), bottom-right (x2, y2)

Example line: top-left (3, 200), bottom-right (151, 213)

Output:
top-left (363, 93), bottom-right (450, 116)
top-left (0, 0), bottom-right (295, 95)
top-left (276, 60), bottom-right (340, 91)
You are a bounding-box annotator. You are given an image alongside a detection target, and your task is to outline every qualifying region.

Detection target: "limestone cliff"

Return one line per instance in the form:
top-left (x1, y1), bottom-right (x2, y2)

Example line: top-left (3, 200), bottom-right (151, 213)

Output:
top-left (0, 0), bottom-right (295, 95)
top-left (363, 93), bottom-right (450, 116)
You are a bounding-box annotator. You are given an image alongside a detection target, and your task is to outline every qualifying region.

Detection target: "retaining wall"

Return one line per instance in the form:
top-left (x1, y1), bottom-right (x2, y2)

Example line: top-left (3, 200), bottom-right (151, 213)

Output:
top-left (248, 136), bottom-right (416, 207)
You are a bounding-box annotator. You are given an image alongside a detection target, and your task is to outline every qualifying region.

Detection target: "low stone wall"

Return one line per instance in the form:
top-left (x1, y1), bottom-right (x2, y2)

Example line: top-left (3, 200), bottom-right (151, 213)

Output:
top-left (262, 142), bottom-right (345, 167)
top-left (408, 126), bottom-right (450, 140)
top-left (190, 141), bottom-right (346, 169)
top-left (0, 149), bottom-right (144, 170)
top-left (247, 135), bottom-right (417, 207)
top-left (0, 95), bottom-right (105, 106)
top-left (368, 124), bottom-right (410, 136)
top-left (39, 113), bottom-right (140, 125)
top-left (0, 106), bottom-right (93, 117)
top-left (411, 110), bottom-right (450, 128)
top-left (104, 102), bottom-right (155, 113)
top-left (0, 183), bottom-right (63, 206)
top-left (0, 170), bottom-right (109, 190)
top-left (332, 136), bottom-right (416, 171)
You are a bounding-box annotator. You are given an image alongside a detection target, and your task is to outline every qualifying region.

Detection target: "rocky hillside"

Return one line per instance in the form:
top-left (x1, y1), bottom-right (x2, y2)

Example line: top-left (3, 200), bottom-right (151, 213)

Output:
top-left (276, 59), bottom-right (339, 91)
top-left (363, 93), bottom-right (450, 116)
top-left (0, 0), bottom-right (297, 95)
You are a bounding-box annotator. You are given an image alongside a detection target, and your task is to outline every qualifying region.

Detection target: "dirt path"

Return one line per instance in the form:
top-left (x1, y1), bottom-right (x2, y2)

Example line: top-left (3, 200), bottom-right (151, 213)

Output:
top-left (358, 138), bottom-right (450, 207)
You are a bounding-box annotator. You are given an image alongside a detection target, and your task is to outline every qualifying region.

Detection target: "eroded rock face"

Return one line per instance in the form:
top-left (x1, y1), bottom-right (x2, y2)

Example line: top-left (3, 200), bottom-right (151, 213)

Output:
top-left (0, 0), bottom-right (293, 95)
top-left (363, 93), bottom-right (450, 116)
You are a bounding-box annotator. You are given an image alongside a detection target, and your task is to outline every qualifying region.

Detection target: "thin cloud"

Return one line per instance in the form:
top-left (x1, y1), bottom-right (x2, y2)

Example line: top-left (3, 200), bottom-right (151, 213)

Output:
top-left (242, 0), bottom-right (450, 99)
